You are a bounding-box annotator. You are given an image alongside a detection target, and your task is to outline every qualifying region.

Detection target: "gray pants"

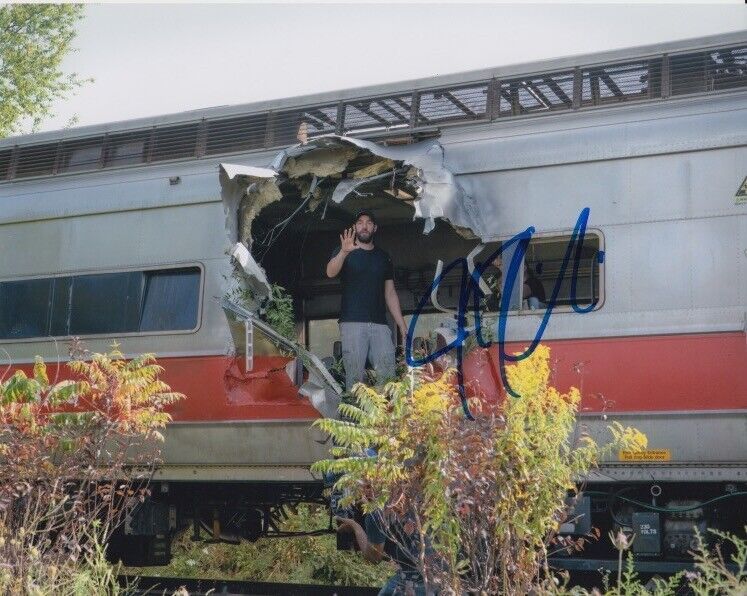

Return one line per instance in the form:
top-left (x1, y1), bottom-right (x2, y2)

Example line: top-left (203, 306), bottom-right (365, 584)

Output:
top-left (339, 322), bottom-right (396, 391)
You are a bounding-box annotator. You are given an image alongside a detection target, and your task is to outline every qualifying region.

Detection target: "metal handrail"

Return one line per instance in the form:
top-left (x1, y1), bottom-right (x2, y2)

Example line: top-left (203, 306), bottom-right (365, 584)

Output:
top-left (220, 297), bottom-right (342, 395)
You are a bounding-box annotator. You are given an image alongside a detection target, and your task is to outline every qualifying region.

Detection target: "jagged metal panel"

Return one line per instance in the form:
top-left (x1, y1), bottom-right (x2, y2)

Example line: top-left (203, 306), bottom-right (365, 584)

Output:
top-left (217, 135), bottom-right (484, 417)
top-left (219, 135), bottom-right (483, 241)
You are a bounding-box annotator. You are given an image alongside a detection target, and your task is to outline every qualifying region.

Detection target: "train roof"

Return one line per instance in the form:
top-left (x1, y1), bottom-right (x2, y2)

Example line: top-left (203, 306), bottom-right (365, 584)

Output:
top-left (1, 30), bottom-right (746, 183)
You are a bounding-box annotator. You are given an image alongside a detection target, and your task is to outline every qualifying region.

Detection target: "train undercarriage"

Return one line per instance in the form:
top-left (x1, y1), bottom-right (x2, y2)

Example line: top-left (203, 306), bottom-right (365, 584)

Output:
top-left (110, 477), bottom-right (747, 575)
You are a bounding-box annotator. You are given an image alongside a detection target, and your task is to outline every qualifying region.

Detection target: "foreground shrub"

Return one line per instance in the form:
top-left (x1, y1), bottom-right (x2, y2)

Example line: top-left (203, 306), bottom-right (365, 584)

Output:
top-left (0, 344), bottom-right (182, 594)
top-left (548, 525), bottom-right (747, 595)
top-left (686, 527), bottom-right (747, 595)
top-left (313, 345), bottom-right (647, 594)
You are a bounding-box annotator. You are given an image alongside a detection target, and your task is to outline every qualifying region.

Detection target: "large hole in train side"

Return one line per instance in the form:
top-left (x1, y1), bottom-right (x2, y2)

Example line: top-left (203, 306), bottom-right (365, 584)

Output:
top-left (249, 178), bottom-right (483, 366)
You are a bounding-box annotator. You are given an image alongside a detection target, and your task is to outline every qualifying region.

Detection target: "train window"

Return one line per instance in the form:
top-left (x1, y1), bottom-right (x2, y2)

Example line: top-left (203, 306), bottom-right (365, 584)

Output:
top-left (0, 278), bottom-right (53, 339)
top-left (307, 313), bottom-right (450, 360)
top-left (67, 272), bottom-right (143, 335)
top-left (270, 107), bottom-right (338, 148)
top-left (522, 233), bottom-right (602, 311)
top-left (49, 276), bottom-right (73, 337)
top-left (405, 312), bottom-right (453, 345)
top-left (0, 150), bottom-right (11, 180)
top-left (206, 114), bottom-right (267, 155)
top-left (581, 61), bottom-right (653, 107)
top-left (139, 268), bottom-right (201, 332)
top-left (151, 124), bottom-right (199, 162)
top-left (0, 266), bottom-right (201, 341)
top-left (418, 84), bottom-right (489, 124)
top-left (15, 143), bottom-right (58, 179)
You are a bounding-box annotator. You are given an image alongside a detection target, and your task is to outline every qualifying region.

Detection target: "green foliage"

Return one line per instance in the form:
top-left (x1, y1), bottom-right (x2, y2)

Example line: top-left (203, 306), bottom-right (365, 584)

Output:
top-left (686, 527), bottom-right (747, 595)
top-left (0, 4), bottom-right (89, 136)
top-left (546, 525), bottom-right (747, 595)
top-left (327, 356), bottom-right (346, 385)
top-left (312, 346), bottom-right (648, 594)
top-left (228, 281), bottom-right (297, 342)
top-left (0, 347), bottom-right (182, 460)
top-left (263, 283), bottom-right (296, 341)
top-left (584, 541), bottom-right (684, 596)
top-left (0, 346), bottom-right (182, 594)
top-left (125, 505), bottom-right (393, 587)
top-left (0, 522), bottom-right (126, 595)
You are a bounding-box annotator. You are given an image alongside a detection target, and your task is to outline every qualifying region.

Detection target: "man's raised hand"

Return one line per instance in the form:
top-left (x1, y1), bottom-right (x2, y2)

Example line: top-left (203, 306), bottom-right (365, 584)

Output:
top-left (340, 227), bottom-right (357, 254)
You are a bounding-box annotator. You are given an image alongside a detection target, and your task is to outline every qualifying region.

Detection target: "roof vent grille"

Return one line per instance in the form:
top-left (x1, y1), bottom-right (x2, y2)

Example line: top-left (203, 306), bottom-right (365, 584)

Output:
top-left (151, 123), bottom-right (199, 162)
top-left (2, 42), bottom-right (745, 183)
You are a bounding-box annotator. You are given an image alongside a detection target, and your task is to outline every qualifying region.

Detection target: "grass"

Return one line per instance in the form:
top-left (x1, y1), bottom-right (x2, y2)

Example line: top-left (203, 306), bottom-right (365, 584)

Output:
top-left (124, 504), bottom-right (394, 587)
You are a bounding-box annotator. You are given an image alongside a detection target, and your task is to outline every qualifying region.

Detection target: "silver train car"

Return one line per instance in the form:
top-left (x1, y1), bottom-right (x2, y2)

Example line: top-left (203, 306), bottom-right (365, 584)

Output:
top-left (1, 32), bottom-right (745, 570)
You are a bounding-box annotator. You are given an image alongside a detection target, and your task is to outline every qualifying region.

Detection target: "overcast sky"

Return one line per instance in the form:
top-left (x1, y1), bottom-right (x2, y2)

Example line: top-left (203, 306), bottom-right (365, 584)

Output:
top-left (30, 2), bottom-right (747, 134)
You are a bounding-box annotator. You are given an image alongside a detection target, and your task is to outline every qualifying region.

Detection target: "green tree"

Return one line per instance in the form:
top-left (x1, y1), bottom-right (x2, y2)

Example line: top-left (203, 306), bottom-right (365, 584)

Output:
top-left (0, 4), bottom-right (88, 137)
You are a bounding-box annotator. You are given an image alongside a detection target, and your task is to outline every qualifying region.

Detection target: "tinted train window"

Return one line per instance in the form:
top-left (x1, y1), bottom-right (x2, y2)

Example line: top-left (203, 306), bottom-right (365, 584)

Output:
top-left (68, 272), bottom-right (143, 335)
top-left (0, 267), bottom-right (201, 340)
top-left (484, 233), bottom-right (603, 312)
top-left (522, 234), bottom-right (602, 310)
top-left (140, 268), bottom-right (201, 332)
top-left (0, 279), bottom-right (53, 339)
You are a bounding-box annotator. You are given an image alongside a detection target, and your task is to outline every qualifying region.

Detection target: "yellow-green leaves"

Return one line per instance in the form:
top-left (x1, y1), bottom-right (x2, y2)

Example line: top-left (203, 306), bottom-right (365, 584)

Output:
top-left (313, 345), bottom-right (647, 594)
top-left (1, 347), bottom-right (183, 475)
top-left (33, 356), bottom-right (48, 386)
top-left (0, 4), bottom-right (89, 137)
top-left (1, 345), bottom-right (183, 592)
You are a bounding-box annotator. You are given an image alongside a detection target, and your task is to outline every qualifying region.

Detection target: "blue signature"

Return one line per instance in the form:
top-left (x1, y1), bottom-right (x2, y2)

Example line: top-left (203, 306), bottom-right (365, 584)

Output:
top-left (405, 208), bottom-right (598, 419)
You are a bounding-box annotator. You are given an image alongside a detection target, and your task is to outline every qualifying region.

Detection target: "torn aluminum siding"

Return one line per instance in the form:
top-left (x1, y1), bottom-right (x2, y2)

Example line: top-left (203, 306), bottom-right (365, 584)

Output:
top-left (218, 134), bottom-right (480, 417)
top-left (220, 298), bottom-right (342, 419)
top-left (219, 134), bottom-right (480, 249)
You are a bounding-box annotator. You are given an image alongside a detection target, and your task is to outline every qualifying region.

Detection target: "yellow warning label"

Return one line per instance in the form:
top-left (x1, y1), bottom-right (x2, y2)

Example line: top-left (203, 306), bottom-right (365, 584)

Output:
top-left (619, 449), bottom-right (671, 462)
top-left (736, 176), bottom-right (747, 205)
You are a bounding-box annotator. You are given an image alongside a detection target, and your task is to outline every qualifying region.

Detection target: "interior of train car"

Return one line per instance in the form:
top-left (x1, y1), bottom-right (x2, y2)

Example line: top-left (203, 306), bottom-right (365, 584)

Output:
top-left (244, 155), bottom-right (602, 366)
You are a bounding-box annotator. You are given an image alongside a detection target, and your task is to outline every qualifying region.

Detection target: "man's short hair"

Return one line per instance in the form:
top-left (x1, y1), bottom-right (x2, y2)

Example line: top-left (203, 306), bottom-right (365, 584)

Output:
top-left (353, 209), bottom-right (377, 226)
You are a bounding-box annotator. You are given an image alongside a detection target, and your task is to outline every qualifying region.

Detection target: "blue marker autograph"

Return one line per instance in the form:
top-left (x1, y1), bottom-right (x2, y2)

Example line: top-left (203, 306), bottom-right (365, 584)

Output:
top-left (406, 208), bottom-right (597, 419)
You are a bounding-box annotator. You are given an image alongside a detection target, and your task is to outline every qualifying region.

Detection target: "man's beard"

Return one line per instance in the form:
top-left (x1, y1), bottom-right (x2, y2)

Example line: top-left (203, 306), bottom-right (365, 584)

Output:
top-left (355, 230), bottom-right (374, 244)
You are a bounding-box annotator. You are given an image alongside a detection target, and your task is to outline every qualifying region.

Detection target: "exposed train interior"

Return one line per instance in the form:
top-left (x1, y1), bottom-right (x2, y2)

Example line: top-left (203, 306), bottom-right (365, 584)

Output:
top-left (4, 36), bottom-right (745, 573)
top-left (120, 150), bottom-right (741, 571)
top-left (251, 187), bottom-right (477, 362)
top-left (246, 163), bottom-right (602, 365)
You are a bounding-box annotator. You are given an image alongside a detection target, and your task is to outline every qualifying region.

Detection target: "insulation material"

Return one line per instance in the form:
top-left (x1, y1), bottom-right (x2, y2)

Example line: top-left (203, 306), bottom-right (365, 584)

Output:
top-left (219, 134), bottom-right (479, 250)
top-left (219, 164), bottom-right (279, 246)
top-left (282, 145), bottom-right (358, 178)
top-left (351, 158), bottom-right (397, 179)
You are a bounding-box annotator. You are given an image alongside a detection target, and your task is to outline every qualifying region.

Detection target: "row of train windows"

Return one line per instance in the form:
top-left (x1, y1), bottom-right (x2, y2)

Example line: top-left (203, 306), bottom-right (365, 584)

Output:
top-left (0, 267), bottom-right (201, 341)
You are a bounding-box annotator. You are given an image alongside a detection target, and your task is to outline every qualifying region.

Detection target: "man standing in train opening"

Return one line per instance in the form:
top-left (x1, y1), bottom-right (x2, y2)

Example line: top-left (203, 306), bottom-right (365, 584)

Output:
top-left (326, 210), bottom-right (407, 391)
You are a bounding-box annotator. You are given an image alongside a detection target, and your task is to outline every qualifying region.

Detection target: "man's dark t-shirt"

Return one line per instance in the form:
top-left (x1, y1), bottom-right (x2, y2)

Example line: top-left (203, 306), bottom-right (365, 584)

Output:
top-left (331, 246), bottom-right (394, 325)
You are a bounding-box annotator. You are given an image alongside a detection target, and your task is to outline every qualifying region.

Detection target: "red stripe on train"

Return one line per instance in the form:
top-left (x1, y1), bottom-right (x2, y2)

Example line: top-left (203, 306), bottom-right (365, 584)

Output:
top-left (13, 355), bottom-right (320, 422)
top-left (462, 332), bottom-right (747, 412)
top-left (161, 355), bottom-right (320, 421)
top-left (12, 332), bottom-right (746, 421)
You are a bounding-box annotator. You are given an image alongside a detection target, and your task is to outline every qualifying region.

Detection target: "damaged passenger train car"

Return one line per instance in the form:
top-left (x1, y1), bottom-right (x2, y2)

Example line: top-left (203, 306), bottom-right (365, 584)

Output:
top-left (1, 32), bottom-right (746, 570)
